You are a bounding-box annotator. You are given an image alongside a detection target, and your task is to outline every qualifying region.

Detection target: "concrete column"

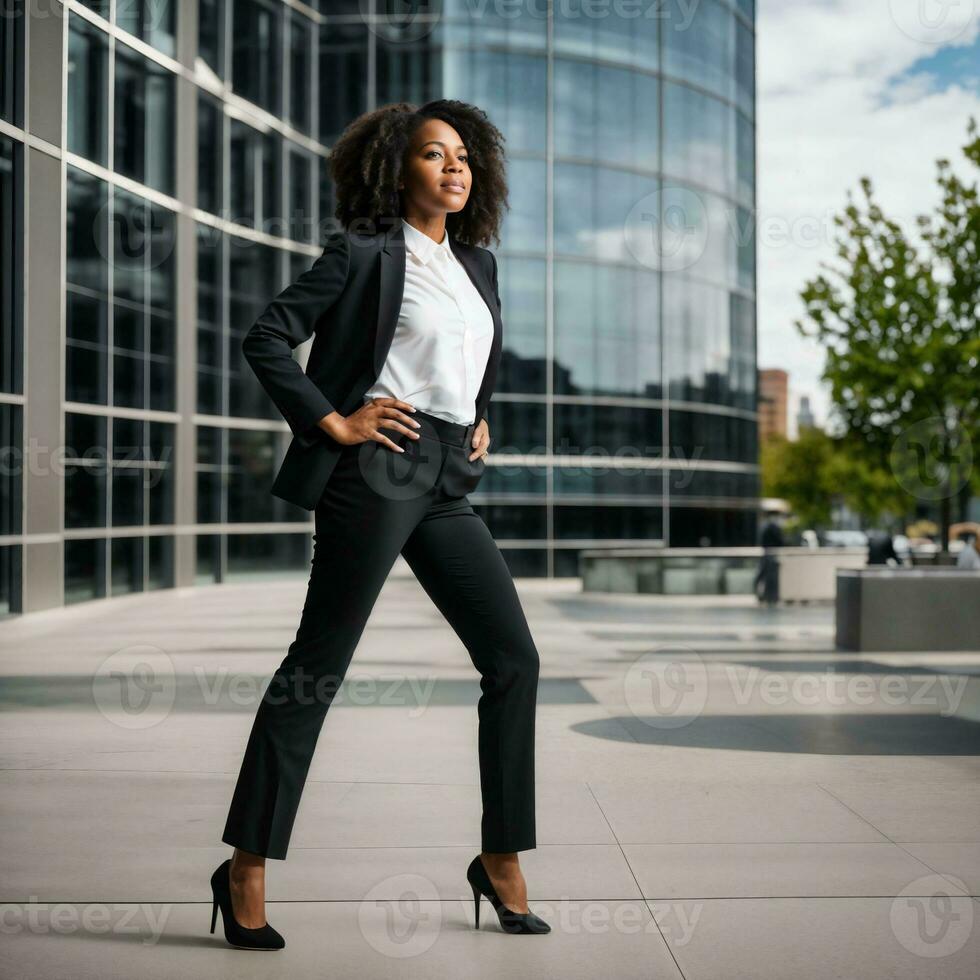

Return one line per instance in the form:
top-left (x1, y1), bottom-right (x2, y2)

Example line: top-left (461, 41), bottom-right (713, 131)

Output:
top-left (173, 0), bottom-right (199, 588)
top-left (22, 3), bottom-right (66, 612)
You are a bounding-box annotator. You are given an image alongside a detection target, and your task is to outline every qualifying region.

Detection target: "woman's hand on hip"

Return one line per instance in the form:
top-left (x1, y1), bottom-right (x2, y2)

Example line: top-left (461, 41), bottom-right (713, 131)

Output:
top-left (325, 397), bottom-right (421, 452)
top-left (468, 418), bottom-right (491, 462)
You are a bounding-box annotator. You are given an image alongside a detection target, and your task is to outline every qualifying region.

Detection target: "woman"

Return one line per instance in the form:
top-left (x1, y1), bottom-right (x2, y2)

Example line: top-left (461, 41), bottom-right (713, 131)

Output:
top-left (209, 100), bottom-right (550, 948)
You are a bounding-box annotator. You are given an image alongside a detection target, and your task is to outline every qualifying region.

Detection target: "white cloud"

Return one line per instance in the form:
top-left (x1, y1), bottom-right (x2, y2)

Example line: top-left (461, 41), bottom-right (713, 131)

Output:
top-left (756, 0), bottom-right (980, 437)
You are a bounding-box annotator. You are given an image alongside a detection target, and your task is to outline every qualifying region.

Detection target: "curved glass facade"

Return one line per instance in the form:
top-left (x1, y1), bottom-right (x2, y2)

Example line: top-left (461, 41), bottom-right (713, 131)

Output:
top-left (440, 0), bottom-right (760, 573)
top-left (3, 0), bottom-right (757, 613)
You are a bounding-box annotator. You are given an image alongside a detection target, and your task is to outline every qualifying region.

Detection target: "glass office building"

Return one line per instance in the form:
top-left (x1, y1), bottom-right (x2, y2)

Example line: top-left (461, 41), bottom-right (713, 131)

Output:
top-left (1, 0), bottom-right (757, 614)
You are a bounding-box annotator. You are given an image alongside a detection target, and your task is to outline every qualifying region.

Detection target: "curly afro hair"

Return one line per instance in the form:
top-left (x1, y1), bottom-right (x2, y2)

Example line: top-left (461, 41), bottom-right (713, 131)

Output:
top-left (327, 99), bottom-right (508, 249)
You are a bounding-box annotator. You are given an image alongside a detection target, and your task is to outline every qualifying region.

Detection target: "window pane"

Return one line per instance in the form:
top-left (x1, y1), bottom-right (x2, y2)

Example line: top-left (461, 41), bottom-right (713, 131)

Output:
top-left (199, 0), bottom-right (224, 77)
top-left (0, 137), bottom-right (21, 394)
top-left (232, 0), bottom-right (282, 115)
top-left (663, 0), bottom-right (733, 104)
top-left (318, 21), bottom-right (368, 146)
top-left (663, 83), bottom-right (733, 198)
top-left (553, 0), bottom-right (658, 71)
top-left (230, 120), bottom-right (281, 232)
top-left (66, 167), bottom-right (109, 404)
top-left (65, 538), bottom-right (106, 604)
top-left (289, 11), bottom-right (312, 134)
top-left (114, 42), bottom-right (176, 194)
top-left (1, 0), bottom-right (23, 125)
top-left (198, 93), bottom-right (224, 214)
top-left (0, 403), bottom-right (22, 536)
top-left (148, 535), bottom-right (174, 589)
top-left (288, 147), bottom-right (313, 243)
top-left (110, 535), bottom-right (143, 594)
top-left (227, 236), bottom-right (278, 420)
top-left (116, 0), bottom-right (176, 58)
top-left (735, 19), bottom-right (755, 119)
top-left (67, 16), bottom-right (109, 165)
top-left (197, 224), bottom-right (224, 415)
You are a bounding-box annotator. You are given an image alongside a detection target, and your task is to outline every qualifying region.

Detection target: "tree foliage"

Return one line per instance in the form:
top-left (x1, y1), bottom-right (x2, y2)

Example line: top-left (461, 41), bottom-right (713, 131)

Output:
top-left (794, 117), bottom-right (980, 544)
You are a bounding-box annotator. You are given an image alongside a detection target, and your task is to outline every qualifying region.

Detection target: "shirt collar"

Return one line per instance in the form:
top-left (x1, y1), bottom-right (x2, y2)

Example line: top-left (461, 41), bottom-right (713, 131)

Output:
top-left (401, 217), bottom-right (453, 266)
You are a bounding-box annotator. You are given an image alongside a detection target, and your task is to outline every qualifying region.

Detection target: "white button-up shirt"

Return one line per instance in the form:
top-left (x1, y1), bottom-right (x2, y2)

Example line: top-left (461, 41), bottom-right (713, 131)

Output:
top-left (363, 217), bottom-right (495, 425)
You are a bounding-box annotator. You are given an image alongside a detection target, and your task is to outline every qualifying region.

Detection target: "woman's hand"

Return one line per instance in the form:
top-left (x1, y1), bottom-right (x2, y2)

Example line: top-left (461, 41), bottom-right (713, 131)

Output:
top-left (324, 397), bottom-right (421, 452)
top-left (468, 418), bottom-right (491, 462)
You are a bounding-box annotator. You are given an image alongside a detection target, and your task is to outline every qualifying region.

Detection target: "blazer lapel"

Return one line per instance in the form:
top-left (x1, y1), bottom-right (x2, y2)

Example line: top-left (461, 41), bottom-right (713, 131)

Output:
top-left (374, 221), bottom-right (406, 377)
top-left (373, 221), bottom-right (503, 416)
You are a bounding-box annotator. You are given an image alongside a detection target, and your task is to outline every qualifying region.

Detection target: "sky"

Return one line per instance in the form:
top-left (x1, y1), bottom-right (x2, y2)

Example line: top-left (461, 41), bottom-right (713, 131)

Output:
top-left (755, 0), bottom-right (980, 437)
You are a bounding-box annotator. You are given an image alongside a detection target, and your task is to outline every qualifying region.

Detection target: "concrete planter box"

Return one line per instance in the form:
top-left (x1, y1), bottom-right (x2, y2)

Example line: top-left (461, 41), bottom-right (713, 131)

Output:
top-left (580, 547), bottom-right (867, 601)
top-left (835, 569), bottom-right (980, 651)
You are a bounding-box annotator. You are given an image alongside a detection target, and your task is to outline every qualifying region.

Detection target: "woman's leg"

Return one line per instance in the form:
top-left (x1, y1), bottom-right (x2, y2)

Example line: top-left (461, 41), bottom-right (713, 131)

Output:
top-left (399, 500), bottom-right (541, 910)
top-left (221, 449), bottom-right (431, 864)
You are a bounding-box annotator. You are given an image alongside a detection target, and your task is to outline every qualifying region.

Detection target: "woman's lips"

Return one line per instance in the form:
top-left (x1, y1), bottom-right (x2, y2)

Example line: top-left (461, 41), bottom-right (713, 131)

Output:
top-left (440, 183), bottom-right (466, 193)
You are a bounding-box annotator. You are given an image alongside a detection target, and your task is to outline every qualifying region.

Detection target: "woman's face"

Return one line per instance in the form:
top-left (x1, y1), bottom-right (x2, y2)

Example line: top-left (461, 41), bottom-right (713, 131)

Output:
top-left (399, 117), bottom-right (471, 217)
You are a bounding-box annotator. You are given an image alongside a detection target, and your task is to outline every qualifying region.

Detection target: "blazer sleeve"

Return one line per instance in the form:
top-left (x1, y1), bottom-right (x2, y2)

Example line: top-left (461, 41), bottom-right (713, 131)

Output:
top-left (241, 231), bottom-right (350, 448)
top-left (490, 249), bottom-right (501, 315)
top-left (481, 249), bottom-right (501, 429)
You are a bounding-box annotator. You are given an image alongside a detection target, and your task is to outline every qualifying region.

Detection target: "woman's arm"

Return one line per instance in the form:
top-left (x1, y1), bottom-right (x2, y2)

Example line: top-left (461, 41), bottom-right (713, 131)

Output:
top-left (479, 248), bottom-right (501, 430)
top-left (241, 231), bottom-right (350, 448)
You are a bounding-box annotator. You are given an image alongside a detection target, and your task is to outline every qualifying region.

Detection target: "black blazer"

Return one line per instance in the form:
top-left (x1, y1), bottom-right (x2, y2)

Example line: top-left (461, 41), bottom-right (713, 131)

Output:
top-left (242, 219), bottom-right (503, 511)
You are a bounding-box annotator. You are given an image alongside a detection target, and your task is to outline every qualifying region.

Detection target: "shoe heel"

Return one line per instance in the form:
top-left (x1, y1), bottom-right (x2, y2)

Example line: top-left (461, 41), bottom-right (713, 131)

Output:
top-left (471, 881), bottom-right (481, 929)
top-left (210, 897), bottom-right (218, 934)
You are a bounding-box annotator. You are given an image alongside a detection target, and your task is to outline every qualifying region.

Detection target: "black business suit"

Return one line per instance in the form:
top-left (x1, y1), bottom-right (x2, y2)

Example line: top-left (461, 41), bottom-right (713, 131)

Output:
top-left (244, 220), bottom-right (503, 511)
top-left (221, 219), bottom-right (539, 860)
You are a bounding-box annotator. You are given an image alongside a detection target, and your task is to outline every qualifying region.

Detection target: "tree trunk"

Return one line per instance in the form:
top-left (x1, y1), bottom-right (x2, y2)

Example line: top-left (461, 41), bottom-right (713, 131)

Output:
top-left (940, 491), bottom-right (951, 551)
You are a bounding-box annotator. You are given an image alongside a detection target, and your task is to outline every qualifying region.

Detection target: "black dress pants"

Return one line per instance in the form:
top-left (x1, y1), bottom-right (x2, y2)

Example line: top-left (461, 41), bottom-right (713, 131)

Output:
top-left (221, 409), bottom-right (540, 860)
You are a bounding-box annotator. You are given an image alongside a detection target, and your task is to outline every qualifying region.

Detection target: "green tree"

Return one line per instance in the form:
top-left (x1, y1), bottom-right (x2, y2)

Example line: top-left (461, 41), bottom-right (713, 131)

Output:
top-left (795, 118), bottom-right (980, 547)
top-left (761, 430), bottom-right (836, 529)
top-left (761, 429), bottom-right (909, 531)
top-left (917, 119), bottom-right (980, 527)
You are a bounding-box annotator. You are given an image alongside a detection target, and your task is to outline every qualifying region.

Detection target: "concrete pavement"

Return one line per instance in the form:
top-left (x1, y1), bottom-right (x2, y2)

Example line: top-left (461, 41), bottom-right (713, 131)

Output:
top-left (1, 567), bottom-right (978, 978)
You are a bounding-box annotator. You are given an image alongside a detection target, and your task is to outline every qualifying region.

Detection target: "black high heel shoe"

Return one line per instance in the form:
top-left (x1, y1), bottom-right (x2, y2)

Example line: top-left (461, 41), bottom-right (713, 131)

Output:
top-left (209, 858), bottom-right (285, 950)
top-left (466, 854), bottom-right (551, 934)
